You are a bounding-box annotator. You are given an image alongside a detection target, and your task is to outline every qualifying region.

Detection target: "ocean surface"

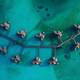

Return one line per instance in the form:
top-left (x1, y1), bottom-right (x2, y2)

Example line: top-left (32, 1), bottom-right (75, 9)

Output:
top-left (0, 0), bottom-right (80, 80)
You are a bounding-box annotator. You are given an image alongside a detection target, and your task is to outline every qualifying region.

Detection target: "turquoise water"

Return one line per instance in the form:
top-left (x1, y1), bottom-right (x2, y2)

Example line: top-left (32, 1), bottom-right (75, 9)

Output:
top-left (0, 0), bottom-right (80, 80)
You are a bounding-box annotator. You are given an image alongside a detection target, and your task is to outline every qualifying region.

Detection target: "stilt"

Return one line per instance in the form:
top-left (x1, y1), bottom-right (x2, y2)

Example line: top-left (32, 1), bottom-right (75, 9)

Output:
top-left (32, 47), bottom-right (41, 65)
top-left (51, 47), bottom-right (56, 57)
top-left (37, 48), bottom-right (40, 57)
top-left (49, 47), bottom-right (59, 65)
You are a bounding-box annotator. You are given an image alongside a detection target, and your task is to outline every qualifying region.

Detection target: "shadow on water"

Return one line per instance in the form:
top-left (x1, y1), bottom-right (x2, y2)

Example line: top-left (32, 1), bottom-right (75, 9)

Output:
top-left (64, 44), bottom-right (72, 60)
top-left (20, 50), bottom-right (32, 66)
top-left (32, 0), bottom-right (71, 21)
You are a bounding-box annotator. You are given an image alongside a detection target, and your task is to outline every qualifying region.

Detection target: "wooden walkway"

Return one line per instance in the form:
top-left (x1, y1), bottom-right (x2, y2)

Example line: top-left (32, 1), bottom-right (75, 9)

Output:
top-left (0, 32), bottom-right (80, 49)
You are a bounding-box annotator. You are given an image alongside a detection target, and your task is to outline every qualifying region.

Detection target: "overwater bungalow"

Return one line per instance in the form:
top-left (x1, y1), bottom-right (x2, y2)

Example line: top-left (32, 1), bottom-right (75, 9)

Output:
top-left (0, 22), bottom-right (10, 31)
top-left (16, 30), bottom-right (26, 39)
top-left (73, 24), bottom-right (80, 32)
top-left (11, 55), bottom-right (21, 64)
top-left (32, 57), bottom-right (41, 65)
top-left (35, 32), bottom-right (45, 41)
top-left (0, 47), bottom-right (7, 55)
top-left (49, 57), bottom-right (59, 65)
top-left (53, 31), bottom-right (63, 38)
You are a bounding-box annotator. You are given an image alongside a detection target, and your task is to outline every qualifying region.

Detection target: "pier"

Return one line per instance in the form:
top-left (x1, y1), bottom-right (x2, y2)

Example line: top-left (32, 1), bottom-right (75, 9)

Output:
top-left (57, 32), bottom-right (80, 48)
top-left (0, 32), bottom-right (80, 49)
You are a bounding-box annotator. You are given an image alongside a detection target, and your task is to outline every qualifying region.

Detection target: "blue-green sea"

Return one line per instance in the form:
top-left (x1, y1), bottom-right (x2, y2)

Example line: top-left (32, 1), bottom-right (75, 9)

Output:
top-left (0, 0), bottom-right (80, 80)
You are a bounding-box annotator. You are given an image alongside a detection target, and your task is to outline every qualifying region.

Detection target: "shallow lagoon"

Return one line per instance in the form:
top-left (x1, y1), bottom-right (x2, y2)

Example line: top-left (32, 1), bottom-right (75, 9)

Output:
top-left (0, 0), bottom-right (80, 80)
